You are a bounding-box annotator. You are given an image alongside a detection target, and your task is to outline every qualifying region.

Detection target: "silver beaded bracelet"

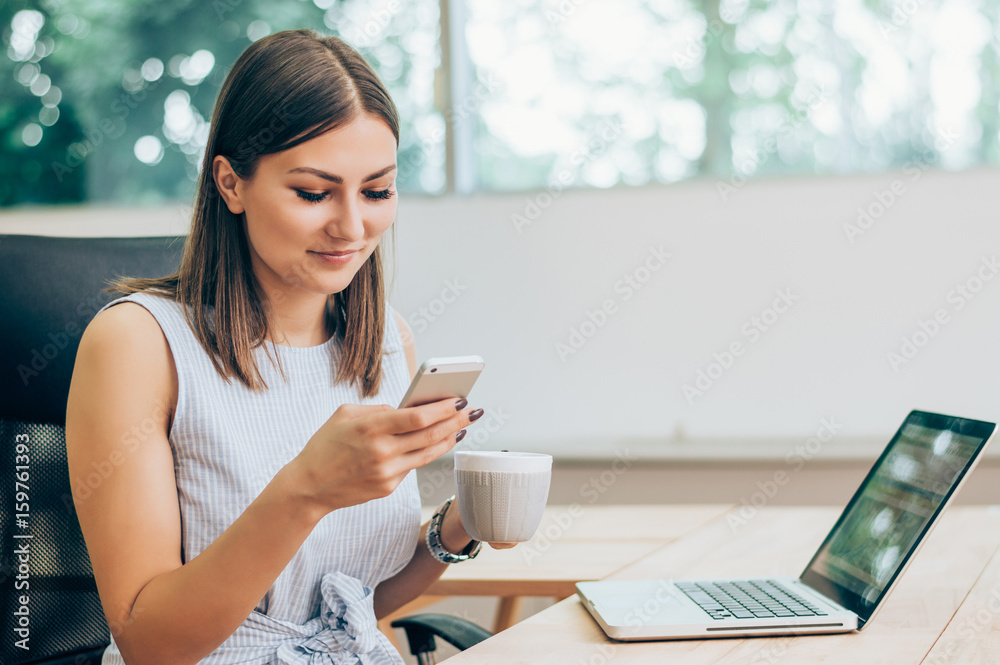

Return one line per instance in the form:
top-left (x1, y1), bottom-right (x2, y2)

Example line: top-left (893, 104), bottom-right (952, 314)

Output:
top-left (425, 495), bottom-right (482, 564)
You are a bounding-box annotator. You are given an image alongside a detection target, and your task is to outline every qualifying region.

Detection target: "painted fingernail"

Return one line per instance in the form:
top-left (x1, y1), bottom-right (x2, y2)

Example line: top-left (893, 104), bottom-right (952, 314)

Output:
top-left (469, 408), bottom-right (484, 422)
top-left (454, 398), bottom-right (468, 411)
top-left (456, 429), bottom-right (467, 442)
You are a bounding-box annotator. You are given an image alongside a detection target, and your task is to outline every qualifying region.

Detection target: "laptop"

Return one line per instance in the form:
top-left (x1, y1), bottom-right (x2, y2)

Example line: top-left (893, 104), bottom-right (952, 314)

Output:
top-left (576, 410), bottom-right (996, 641)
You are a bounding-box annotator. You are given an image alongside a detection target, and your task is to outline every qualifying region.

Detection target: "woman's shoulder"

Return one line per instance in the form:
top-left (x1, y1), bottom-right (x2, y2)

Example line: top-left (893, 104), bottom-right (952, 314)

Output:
top-left (389, 306), bottom-right (408, 339)
top-left (90, 291), bottom-right (178, 341)
top-left (84, 296), bottom-right (176, 376)
top-left (386, 305), bottom-right (412, 349)
top-left (91, 293), bottom-right (166, 336)
top-left (387, 305), bottom-right (417, 378)
top-left (76, 294), bottom-right (179, 429)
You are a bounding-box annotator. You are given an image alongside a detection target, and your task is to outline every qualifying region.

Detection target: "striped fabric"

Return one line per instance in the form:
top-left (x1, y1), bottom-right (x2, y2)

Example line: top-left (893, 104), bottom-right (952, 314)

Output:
top-left (96, 291), bottom-right (419, 665)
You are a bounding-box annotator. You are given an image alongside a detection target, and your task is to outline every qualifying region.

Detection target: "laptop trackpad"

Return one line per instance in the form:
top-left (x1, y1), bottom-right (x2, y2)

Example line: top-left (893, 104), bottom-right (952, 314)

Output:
top-left (586, 581), bottom-right (691, 625)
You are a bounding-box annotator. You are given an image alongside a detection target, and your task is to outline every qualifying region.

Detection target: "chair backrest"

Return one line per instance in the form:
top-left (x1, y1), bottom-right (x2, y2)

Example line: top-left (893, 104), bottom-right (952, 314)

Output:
top-left (0, 234), bottom-right (186, 665)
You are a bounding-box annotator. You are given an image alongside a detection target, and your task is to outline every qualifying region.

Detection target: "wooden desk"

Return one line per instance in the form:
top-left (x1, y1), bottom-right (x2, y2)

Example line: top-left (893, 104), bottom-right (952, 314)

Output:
top-left (380, 504), bottom-right (731, 636)
top-left (439, 505), bottom-right (1000, 664)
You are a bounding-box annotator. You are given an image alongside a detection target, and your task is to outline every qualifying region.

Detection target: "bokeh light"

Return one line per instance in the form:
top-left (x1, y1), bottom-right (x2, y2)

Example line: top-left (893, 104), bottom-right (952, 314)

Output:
top-left (134, 135), bottom-right (165, 165)
top-left (21, 123), bottom-right (43, 147)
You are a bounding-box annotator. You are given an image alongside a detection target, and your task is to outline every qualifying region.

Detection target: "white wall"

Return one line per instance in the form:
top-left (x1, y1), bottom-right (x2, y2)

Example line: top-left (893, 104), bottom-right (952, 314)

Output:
top-left (390, 167), bottom-right (1000, 454)
top-left (5, 167), bottom-right (1000, 457)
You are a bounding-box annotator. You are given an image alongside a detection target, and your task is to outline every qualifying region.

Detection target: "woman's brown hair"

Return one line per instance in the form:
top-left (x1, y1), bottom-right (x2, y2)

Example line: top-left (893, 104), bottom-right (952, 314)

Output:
top-left (107, 29), bottom-right (399, 397)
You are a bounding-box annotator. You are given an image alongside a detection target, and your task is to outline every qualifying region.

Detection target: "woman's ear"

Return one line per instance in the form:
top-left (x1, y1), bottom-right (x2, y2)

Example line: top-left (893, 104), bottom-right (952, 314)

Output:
top-left (213, 155), bottom-right (245, 214)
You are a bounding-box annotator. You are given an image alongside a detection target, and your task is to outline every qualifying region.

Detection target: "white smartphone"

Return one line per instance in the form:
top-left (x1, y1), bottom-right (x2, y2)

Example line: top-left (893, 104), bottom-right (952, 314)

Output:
top-left (398, 355), bottom-right (485, 408)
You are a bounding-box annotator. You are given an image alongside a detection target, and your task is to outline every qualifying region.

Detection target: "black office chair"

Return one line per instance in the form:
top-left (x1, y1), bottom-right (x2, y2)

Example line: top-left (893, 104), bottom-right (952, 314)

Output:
top-left (391, 614), bottom-right (492, 665)
top-left (0, 234), bottom-right (491, 664)
top-left (0, 234), bottom-right (186, 665)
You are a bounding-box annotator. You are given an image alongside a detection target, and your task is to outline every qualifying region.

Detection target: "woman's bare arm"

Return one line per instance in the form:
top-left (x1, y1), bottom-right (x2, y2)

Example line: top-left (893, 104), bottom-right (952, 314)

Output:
top-left (371, 312), bottom-right (456, 617)
top-left (67, 303), bottom-right (325, 665)
top-left (373, 312), bottom-right (515, 619)
top-left (373, 505), bottom-right (476, 619)
top-left (67, 304), bottom-right (475, 665)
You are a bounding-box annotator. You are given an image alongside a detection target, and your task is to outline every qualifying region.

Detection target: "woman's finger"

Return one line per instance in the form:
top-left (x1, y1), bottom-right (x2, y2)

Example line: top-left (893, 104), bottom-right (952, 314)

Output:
top-left (392, 407), bottom-right (483, 454)
top-left (378, 397), bottom-right (471, 438)
top-left (394, 427), bottom-right (464, 472)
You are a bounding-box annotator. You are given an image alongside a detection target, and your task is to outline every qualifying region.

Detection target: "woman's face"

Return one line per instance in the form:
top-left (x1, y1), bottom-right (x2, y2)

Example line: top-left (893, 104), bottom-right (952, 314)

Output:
top-left (217, 112), bottom-right (398, 298)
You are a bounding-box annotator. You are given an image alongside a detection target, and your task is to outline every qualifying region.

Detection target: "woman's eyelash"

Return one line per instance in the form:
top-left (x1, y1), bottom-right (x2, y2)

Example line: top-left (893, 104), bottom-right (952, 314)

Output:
top-left (296, 190), bottom-right (326, 203)
top-left (364, 188), bottom-right (395, 201)
top-left (294, 189), bottom-right (395, 203)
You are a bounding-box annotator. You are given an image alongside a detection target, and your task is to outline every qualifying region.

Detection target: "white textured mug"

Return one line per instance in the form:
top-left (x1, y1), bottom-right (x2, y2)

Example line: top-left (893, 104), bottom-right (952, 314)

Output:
top-left (453, 451), bottom-right (552, 543)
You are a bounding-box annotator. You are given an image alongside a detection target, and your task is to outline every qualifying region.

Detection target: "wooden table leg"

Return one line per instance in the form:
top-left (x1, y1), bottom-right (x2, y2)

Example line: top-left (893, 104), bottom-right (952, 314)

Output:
top-left (493, 596), bottom-right (524, 633)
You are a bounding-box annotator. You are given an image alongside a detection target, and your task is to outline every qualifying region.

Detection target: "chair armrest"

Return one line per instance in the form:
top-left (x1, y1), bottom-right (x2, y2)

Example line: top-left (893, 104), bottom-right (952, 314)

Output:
top-left (390, 613), bottom-right (493, 655)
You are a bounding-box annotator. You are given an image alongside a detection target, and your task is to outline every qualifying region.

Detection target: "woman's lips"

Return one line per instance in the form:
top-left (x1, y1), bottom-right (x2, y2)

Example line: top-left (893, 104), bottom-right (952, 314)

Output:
top-left (309, 250), bottom-right (356, 265)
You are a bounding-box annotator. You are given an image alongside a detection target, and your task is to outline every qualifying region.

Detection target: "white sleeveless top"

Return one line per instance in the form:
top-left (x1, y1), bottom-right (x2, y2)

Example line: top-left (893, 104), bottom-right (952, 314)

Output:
top-left (96, 291), bottom-right (419, 665)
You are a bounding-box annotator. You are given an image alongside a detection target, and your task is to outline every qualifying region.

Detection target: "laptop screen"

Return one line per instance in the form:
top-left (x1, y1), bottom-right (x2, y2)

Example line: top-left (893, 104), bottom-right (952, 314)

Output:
top-left (800, 410), bottom-right (995, 627)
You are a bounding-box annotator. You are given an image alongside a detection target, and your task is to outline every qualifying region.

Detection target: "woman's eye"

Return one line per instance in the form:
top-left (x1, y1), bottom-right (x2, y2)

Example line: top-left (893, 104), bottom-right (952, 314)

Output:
top-left (295, 190), bottom-right (327, 204)
top-left (363, 188), bottom-right (395, 201)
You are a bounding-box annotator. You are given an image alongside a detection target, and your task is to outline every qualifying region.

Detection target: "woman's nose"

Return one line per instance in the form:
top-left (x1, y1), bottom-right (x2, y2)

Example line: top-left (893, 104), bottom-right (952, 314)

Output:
top-left (326, 196), bottom-right (365, 241)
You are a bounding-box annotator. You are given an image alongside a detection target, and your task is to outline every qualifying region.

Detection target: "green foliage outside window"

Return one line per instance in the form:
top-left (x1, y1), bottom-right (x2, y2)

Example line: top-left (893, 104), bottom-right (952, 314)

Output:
top-left (0, 0), bottom-right (442, 208)
top-left (2, 0), bottom-right (999, 208)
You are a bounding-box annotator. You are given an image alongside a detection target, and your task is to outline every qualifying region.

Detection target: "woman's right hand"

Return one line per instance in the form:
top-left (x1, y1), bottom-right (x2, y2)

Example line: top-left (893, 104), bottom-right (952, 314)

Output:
top-left (286, 398), bottom-right (483, 515)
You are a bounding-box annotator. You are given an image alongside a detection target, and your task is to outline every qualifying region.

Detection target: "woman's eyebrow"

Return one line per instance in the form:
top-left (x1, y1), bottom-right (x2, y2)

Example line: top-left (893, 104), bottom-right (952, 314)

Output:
top-left (286, 165), bottom-right (397, 183)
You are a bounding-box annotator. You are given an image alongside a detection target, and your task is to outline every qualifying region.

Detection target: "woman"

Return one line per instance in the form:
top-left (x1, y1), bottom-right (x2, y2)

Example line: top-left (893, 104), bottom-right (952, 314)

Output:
top-left (66, 28), bottom-right (508, 665)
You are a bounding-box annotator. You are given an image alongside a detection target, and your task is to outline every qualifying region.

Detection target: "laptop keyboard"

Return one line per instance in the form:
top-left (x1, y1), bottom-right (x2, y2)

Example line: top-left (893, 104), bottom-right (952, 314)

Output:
top-left (675, 580), bottom-right (828, 620)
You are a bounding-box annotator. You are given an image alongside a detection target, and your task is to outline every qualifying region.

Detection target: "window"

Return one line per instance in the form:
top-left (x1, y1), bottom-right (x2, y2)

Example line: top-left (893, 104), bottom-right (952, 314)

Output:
top-left (3, 0), bottom-right (999, 208)
top-left (464, 0), bottom-right (1000, 192)
top-left (1, 0), bottom-right (443, 206)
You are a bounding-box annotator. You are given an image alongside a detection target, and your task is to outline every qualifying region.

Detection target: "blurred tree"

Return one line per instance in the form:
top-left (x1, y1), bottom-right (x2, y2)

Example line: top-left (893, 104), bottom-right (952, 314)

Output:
top-left (464, 0), bottom-right (1000, 192)
top-left (3, 0), bottom-right (998, 207)
top-left (0, 0), bottom-right (443, 209)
